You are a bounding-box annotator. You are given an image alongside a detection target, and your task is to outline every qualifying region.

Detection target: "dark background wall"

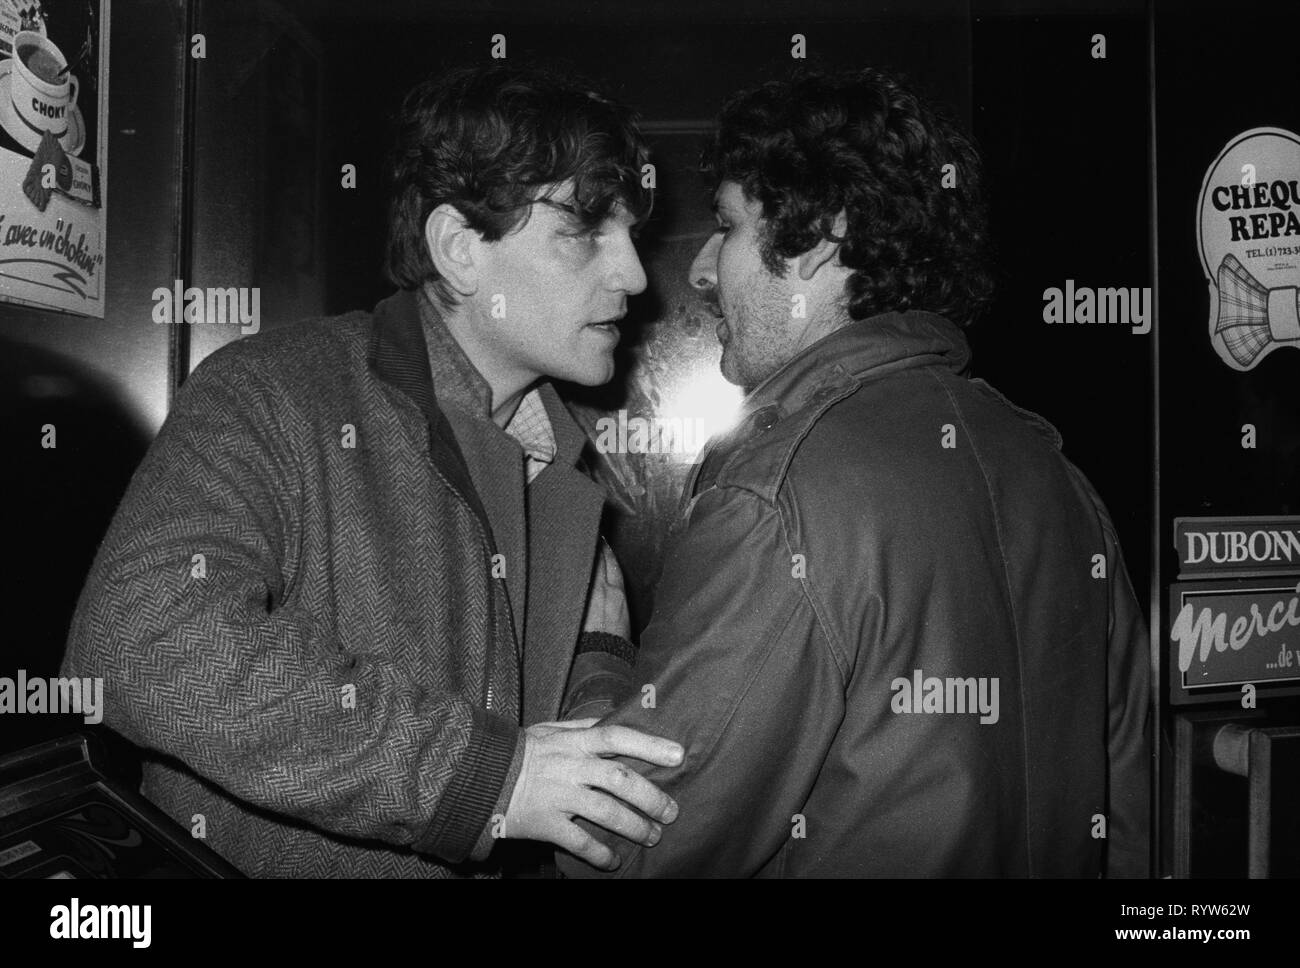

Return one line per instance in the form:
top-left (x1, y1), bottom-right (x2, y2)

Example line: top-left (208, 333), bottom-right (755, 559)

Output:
top-left (971, 1), bottom-right (1152, 591)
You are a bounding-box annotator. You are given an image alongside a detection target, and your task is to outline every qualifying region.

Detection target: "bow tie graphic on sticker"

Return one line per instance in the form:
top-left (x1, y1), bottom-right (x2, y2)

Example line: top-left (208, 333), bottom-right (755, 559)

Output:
top-left (1214, 253), bottom-right (1300, 367)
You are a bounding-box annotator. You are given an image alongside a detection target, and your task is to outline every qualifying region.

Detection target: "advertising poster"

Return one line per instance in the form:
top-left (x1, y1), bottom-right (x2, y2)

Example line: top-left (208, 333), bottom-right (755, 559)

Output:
top-left (1169, 517), bottom-right (1300, 703)
top-left (1198, 127), bottom-right (1300, 371)
top-left (0, 0), bottom-right (107, 316)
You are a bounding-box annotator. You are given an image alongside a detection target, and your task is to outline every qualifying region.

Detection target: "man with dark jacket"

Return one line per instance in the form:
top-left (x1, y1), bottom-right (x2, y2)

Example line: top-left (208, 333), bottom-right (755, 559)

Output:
top-left (560, 67), bottom-right (1150, 877)
top-left (61, 66), bottom-right (680, 878)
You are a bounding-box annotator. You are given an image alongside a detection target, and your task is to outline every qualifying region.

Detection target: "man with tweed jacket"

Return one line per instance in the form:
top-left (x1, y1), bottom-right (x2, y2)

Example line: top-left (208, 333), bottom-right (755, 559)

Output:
top-left (61, 66), bottom-right (681, 878)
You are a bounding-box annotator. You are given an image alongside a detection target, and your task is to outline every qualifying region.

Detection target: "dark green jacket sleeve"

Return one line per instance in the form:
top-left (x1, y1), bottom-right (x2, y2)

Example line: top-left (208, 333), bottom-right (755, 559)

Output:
top-left (557, 484), bottom-right (845, 878)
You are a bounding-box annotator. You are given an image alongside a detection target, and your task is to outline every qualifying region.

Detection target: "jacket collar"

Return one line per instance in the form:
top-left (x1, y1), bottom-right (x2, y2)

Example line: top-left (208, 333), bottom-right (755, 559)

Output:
top-left (367, 288), bottom-right (589, 464)
top-left (741, 309), bottom-right (972, 420)
top-left (367, 287), bottom-right (499, 540)
top-left (368, 287), bottom-right (444, 427)
top-left (685, 311), bottom-right (972, 503)
top-left (416, 284), bottom-right (496, 420)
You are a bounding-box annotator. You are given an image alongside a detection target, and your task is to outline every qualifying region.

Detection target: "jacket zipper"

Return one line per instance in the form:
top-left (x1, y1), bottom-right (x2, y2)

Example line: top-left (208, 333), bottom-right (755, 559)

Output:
top-left (426, 459), bottom-right (501, 713)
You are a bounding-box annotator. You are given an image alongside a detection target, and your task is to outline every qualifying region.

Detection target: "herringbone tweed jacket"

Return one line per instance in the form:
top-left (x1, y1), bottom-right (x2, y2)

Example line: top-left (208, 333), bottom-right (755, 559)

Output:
top-left (61, 288), bottom-right (611, 878)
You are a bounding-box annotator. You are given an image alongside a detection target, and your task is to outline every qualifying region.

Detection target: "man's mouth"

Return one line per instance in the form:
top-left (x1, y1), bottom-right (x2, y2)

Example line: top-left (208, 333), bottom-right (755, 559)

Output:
top-left (587, 315), bottom-right (624, 338)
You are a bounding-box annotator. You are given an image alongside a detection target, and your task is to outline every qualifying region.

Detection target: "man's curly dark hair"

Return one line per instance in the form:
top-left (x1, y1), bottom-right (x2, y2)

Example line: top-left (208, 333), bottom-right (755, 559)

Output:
top-left (385, 64), bottom-right (652, 306)
top-left (704, 67), bottom-right (994, 327)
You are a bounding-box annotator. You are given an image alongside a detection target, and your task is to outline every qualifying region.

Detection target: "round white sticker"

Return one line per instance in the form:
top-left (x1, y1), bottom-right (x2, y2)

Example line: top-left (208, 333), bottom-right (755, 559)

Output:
top-left (1197, 127), bottom-right (1300, 370)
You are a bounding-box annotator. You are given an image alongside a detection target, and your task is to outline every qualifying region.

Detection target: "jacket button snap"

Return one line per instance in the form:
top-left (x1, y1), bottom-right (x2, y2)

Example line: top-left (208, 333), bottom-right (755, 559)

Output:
top-left (754, 408), bottom-right (779, 431)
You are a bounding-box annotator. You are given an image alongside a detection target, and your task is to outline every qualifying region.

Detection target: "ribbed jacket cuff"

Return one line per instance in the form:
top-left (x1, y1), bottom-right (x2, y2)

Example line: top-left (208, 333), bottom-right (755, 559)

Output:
top-left (576, 631), bottom-right (637, 666)
top-left (468, 733), bottom-right (527, 862)
top-left (415, 706), bottom-right (520, 863)
top-left (560, 651), bottom-right (636, 721)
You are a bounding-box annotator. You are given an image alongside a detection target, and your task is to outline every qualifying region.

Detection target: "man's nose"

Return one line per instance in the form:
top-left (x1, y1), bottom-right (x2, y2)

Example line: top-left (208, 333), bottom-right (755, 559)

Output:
top-left (688, 233), bottom-right (721, 291)
top-left (610, 235), bottom-right (648, 296)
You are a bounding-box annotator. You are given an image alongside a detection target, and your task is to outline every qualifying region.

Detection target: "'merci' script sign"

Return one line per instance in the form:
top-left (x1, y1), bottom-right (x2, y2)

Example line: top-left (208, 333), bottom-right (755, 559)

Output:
top-left (1169, 583), bottom-right (1300, 698)
top-left (1172, 517), bottom-right (1300, 702)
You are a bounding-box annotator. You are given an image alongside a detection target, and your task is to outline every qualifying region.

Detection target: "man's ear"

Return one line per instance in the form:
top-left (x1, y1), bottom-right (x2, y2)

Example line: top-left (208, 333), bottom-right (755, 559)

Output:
top-left (424, 204), bottom-right (480, 298)
top-left (794, 209), bottom-right (849, 282)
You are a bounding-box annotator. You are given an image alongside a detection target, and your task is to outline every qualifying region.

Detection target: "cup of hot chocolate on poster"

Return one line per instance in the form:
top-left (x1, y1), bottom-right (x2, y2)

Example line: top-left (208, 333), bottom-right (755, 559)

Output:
top-left (9, 30), bottom-right (78, 146)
